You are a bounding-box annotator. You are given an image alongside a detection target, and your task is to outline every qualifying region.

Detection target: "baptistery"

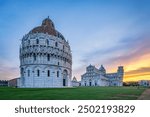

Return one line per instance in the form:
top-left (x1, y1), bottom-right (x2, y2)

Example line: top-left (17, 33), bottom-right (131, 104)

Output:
top-left (18, 17), bottom-right (72, 88)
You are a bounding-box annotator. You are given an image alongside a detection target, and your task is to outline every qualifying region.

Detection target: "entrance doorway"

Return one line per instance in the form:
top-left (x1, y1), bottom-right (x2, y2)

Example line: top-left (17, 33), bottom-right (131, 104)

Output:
top-left (89, 79), bottom-right (92, 86)
top-left (89, 82), bottom-right (92, 86)
top-left (63, 70), bottom-right (68, 86)
top-left (63, 79), bottom-right (66, 86)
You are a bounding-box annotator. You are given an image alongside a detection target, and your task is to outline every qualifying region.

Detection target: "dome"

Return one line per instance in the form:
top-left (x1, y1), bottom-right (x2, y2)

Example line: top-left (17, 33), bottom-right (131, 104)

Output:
top-left (30, 16), bottom-right (57, 36)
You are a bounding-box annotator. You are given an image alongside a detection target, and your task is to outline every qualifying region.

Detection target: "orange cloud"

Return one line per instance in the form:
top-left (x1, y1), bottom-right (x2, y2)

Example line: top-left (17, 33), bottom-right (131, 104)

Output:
top-left (98, 35), bottom-right (150, 82)
top-left (124, 73), bottom-right (150, 82)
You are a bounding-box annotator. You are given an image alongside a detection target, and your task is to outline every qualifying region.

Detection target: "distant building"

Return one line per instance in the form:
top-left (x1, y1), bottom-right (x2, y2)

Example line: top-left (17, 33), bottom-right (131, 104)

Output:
top-left (81, 65), bottom-right (124, 86)
top-left (8, 78), bottom-right (19, 87)
top-left (0, 80), bottom-right (8, 86)
top-left (71, 77), bottom-right (80, 87)
top-left (138, 80), bottom-right (150, 87)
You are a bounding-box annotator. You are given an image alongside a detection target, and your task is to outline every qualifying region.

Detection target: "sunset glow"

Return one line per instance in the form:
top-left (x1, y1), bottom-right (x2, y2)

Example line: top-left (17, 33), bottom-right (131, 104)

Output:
top-left (0, 0), bottom-right (150, 82)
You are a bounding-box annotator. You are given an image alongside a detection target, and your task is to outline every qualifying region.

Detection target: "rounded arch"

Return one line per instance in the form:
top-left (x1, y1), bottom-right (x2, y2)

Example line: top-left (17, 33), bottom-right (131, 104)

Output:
top-left (43, 66), bottom-right (50, 71)
top-left (84, 81), bottom-right (87, 86)
top-left (33, 53), bottom-right (36, 61)
top-left (46, 39), bottom-right (49, 45)
top-left (43, 66), bottom-right (51, 77)
top-left (47, 53), bottom-right (50, 61)
top-left (33, 66), bottom-right (42, 71)
top-left (63, 69), bottom-right (68, 76)
top-left (94, 80), bottom-right (97, 86)
top-left (28, 40), bottom-right (30, 45)
top-left (89, 79), bottom-right (92, 86)
top-left (36, 39), bottom-right (39, 44)
top-left (21, 67), bottom-right (24, 77)
top-left (62, 69), bottom-right (68, 86)
top-left (33, 66), bottom-right (42, 77)
top-left (25, 66), bottom-right (32, 77)
top-left (55, 42), bottom-right (58, 47)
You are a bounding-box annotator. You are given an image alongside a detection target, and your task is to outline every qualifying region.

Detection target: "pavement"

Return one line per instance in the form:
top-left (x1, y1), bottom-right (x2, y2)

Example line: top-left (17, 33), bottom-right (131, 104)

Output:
top-left (138, 88), bottom-right (150, 100)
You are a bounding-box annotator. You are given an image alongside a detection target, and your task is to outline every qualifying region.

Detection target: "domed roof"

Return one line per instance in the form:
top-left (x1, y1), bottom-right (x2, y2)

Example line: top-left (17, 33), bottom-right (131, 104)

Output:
top-left (30, 16), bottom-right (57, 36)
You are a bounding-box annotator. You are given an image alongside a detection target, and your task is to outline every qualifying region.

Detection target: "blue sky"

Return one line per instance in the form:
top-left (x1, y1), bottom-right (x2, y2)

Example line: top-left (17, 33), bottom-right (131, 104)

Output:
top-left (0, 0), bottom-right (150, 81)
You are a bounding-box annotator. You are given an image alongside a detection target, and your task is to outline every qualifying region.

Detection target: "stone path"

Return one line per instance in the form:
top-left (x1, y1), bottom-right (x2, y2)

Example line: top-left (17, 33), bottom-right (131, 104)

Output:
top-left (138, 88), bottom-right (150, 100)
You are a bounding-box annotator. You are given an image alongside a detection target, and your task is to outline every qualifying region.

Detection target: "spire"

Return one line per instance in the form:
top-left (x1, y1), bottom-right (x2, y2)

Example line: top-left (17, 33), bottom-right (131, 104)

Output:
top-left (99, 64), bottom-right (106, 73)
top-left (99, 65), bottom-right (105, 70)
top-left (73, 76), bottom-right (77, 81)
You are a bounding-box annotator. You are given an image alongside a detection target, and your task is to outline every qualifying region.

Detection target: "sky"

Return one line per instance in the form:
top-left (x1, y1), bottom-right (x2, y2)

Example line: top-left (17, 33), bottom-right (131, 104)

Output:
top-left (0, 0), bottom-right (150, 82)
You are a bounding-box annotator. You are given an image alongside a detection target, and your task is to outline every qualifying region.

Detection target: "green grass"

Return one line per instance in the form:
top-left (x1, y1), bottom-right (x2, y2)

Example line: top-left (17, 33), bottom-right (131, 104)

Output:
top-left (0, 86), bottom-right (146, 100)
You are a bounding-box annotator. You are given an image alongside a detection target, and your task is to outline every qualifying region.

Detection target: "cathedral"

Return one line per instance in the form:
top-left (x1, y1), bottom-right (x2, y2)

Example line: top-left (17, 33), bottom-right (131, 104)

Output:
top-left (18, 17), bottom-right (72, 88)
top-left (81, 65), bottom-right (124, 86)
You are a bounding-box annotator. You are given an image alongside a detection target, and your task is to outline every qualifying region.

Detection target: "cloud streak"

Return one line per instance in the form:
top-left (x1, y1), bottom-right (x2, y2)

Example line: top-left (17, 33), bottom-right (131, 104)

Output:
top-left (74, 33), bottom-right (150, 81)
top-left (126, 67), bottom-right (150, 75)
top-left (0, 59), bottom-right (19, 80)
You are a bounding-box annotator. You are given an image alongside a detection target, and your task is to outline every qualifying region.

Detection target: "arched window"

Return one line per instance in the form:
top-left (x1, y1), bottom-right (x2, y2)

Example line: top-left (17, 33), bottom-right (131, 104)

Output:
top-left (89, 79), bottom-right (92, 86)
top-left (27, 70), bottom-right (30, 77)
top-left (55, 42), bottom-right (58, 47)
top-left (85, 81), bottom-right (86, 86)
top-left (37, 69), bottom-right (40, 77)
top-left (33, 53), bottom-right (36, 61)
top-left (28, 40), bottom-right (30, 45)
top-left (57, 71), bottom-right (59, 77)
top-left (21, 68), bottom-right (24, 77)
top-left (95, 81), bottom-right (97, 86)
top-left (47, 70), bottom-right (50, 77)
top-left (36, 39), bottom-right (39, 44)
top-left (46, 39), bottom-right (49, 45)
top-left (47, 54), bottom-right (50, 61)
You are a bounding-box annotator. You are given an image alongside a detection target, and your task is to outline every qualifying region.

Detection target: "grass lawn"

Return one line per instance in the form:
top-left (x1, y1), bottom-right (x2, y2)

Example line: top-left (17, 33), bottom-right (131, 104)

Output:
top-left (0, 86), bottom-right (146, 100)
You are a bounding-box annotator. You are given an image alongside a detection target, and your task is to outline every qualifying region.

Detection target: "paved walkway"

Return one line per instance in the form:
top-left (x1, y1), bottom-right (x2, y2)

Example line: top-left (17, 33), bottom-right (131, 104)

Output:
top-left (138, 88), bottom-right (150, 100)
